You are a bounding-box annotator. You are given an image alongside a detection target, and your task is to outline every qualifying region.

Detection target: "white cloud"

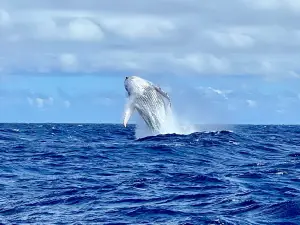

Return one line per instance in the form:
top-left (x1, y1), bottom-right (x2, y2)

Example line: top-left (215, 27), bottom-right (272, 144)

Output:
top-left (242, 0), bottom-right (282, 10)
top-left (196, 86), bottom-right (232, 100)
top-left (0, 9), bottom-right (10, 27)
top-left (276, 109), bottom-right (285, 114)
top-left (208, 87), bottom-right (232, 100)
top-left (246, 99), bottom-right (257, 107)
top-left (101, 15), bottom-right (175, 39)
top-left (32, 17), bottom-right (104, 41)
top-left (64, 100), bottom-right (71, 108)
top-left (0, 0), bottom-right (300, 77)
top-left (59, 53), bottom-right (78, 71)
top-left (35, 98), bottom-right (45, 108)
top-left (206, 30), bottom-right (255, 49)
top-left (66, 18), bottom-right (104, 41)
top-left (27, 96), bottom-right (54, 108)
top-left (175, 54), bottom-right (230, 74)
top-left (95, 97), bottom-right (113, 106)
top-left (243, 0), bottom-right (300, 12)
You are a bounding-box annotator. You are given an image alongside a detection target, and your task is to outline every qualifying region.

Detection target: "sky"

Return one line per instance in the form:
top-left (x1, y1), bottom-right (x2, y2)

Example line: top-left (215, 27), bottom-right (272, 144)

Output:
top-left (1, 0), bottom-right (300, 124)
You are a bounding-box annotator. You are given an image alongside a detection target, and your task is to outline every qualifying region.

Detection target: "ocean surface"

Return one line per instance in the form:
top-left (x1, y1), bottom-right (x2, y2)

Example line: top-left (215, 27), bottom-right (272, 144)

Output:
top-left (0, 123), bottom-right (300, 225)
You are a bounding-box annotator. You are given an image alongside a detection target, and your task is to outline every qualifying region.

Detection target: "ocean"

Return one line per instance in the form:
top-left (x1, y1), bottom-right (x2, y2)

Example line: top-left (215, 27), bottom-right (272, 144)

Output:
top-left (0, 123), bottom-right (299, 225)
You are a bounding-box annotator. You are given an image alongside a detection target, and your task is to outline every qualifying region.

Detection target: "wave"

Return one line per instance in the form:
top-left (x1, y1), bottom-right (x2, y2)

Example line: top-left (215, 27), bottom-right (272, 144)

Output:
top-left (134, 104), bottom-right (233, 139)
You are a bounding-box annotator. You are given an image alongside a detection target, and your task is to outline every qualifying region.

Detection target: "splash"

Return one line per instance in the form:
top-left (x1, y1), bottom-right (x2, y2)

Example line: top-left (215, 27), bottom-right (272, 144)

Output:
top-left (134, 105), bottom-right (199, 139)
top-left (133, 104), bottom-right (233, 139)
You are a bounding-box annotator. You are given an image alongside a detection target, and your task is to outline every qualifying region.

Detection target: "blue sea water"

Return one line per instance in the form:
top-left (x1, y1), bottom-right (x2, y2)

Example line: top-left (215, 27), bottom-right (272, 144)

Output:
top-left (0, 123), bottom-right (300, 225)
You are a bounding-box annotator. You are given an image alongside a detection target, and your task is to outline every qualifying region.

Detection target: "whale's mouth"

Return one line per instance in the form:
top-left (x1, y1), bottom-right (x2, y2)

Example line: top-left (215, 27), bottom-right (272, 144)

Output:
top-left (124, 76), bottom-right (146, 96)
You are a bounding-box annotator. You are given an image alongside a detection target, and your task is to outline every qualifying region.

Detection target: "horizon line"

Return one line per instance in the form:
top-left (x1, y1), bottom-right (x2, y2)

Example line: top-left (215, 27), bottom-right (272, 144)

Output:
top-left (0, 122), bottom-right (299, 126)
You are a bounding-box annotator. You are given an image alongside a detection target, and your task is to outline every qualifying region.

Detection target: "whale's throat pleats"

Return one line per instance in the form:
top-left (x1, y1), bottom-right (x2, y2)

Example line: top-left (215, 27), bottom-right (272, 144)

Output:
top-left (123, 85), bottom-right (169, 131)
top-left (134, 86), bottom-right (168, 131)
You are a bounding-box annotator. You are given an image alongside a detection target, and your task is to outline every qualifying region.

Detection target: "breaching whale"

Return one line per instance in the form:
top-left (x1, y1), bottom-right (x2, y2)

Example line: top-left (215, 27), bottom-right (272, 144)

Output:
top-left (123, 76), bottom-right (171, 133)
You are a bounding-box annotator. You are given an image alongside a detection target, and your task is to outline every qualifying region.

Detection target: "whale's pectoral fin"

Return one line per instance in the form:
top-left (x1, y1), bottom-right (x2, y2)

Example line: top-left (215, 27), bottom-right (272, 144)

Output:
top-left (154, 85), bottom-right (171, 107)
top-left (123, 97), bottom-right (136, 127)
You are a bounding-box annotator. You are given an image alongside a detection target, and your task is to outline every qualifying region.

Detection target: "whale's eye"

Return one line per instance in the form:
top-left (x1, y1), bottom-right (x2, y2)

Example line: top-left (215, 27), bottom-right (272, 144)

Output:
top-left (125, 76), bottom-right (128, 79)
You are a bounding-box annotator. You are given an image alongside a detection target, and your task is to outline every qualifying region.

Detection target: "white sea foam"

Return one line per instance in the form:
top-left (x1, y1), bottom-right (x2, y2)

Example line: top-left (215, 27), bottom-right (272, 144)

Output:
top-left (134, 105), bottom-right (199, 139)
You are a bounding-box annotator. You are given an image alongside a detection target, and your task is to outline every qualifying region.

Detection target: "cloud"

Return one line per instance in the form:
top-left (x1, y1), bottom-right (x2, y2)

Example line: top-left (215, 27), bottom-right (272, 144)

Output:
top-left (27, 96), bottom-right (54, 108)
top-left (64, 100), bottom-right (71, 108)
top-left (246, 99), bottom-right (257, 107)
top-left (59, 53), bottom-right (78, 72)
top-left (276, 109), bottom-right (285, 114)
top-left (0, 9), bottom-right (10, 27)
top-left (242, 0), bottom-right (300, 12)
top-left (205, 30), bottom-right (255, 49)
top-left (0, 0), bottom-right (300, 77)
top-left (66, 18), bottom-right (104, 41)
top-left (33, 17), bottom-right (104, 42)
top-left (196, 86), bottom-right (231, 100)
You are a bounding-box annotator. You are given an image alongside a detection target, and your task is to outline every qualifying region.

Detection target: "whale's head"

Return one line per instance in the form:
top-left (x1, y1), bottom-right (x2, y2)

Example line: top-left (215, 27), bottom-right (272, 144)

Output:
top-left (124, 76), bottom-right (150, 96)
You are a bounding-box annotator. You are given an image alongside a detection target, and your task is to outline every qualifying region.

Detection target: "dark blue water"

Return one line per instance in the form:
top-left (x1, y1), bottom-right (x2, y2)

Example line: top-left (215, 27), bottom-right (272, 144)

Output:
top-left (0, 124), bottom-right (299, 225)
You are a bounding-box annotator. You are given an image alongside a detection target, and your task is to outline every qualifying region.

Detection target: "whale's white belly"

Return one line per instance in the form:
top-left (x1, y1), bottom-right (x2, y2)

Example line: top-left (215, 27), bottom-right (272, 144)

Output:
top-left (123, 75), bottom-right (171, 133)
top-left (134, 87), bottom-right (167, 131)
